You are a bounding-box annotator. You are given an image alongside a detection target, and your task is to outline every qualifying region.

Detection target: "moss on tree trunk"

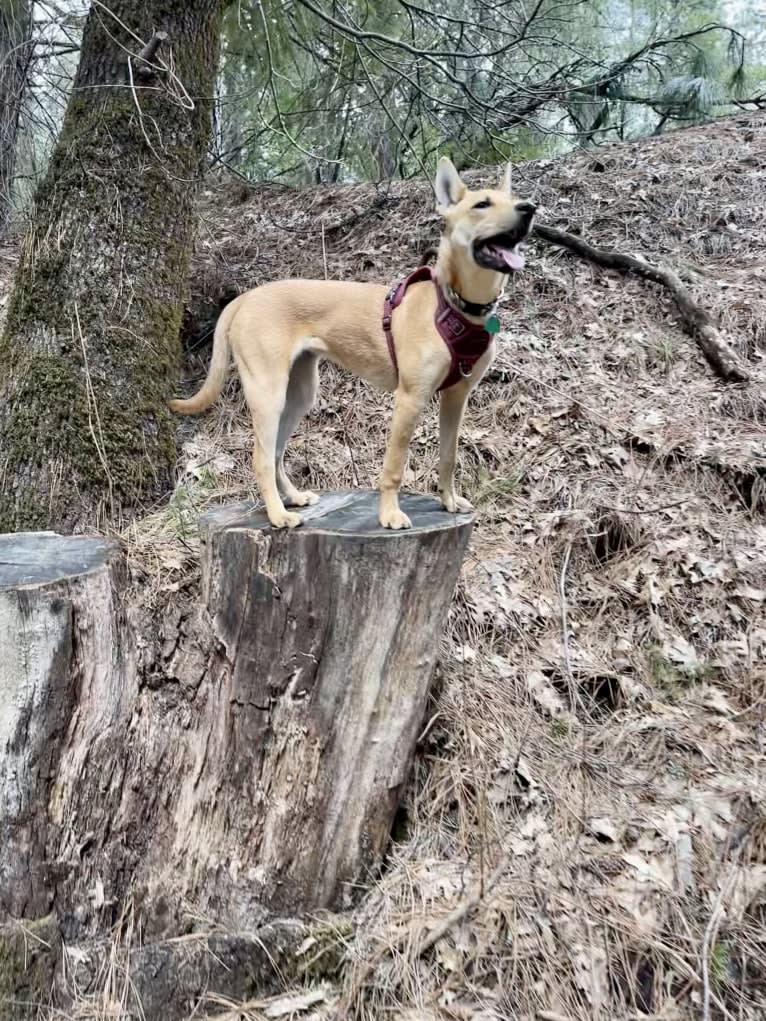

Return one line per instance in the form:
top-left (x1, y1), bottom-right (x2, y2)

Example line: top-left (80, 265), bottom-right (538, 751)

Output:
top-left (0, 0), bottom-right (225, 531)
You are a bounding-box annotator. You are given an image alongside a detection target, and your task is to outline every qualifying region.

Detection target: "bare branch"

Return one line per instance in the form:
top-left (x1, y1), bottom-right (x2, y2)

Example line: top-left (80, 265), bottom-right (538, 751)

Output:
top-left (534, 224), bottom-right (750, 383)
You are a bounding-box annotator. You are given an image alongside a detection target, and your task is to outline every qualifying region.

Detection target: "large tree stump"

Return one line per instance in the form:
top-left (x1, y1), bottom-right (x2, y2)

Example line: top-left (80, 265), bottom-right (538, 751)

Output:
top-left (0, 492), bottom-right (472, 941)
top-left (188, 490), bottom-right (473, 916)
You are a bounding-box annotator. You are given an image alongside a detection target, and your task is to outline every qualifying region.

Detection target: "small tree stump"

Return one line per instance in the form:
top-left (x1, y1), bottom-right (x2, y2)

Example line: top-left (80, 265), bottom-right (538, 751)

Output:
top-left (0, 532), bottom-right (122, 917)
top-left (191, 490), bottom-right (473, 915)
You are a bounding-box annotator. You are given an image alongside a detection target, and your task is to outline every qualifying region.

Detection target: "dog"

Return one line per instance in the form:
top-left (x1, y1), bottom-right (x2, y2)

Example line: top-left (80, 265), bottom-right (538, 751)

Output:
top-left (169, 158), bottom-right (535, 529)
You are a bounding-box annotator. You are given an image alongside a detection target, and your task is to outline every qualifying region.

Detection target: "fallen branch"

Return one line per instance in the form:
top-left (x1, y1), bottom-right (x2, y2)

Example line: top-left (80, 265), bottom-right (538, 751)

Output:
top-left (534, 223), bottom-right (749, 384)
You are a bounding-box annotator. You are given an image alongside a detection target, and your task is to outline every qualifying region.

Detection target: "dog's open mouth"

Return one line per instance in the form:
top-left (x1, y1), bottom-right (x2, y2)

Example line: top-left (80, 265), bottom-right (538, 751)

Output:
top-left (473, 233), bottom-right (528, 273)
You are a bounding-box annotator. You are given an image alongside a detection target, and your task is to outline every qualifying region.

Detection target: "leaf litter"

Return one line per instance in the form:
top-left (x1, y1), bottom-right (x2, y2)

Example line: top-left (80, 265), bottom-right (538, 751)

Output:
top-left (177, 111), bottom-right (766, 1021)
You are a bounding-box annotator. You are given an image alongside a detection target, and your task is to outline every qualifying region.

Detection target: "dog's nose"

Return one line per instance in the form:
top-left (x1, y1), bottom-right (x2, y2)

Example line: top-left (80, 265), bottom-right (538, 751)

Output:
top-left (516, 201), bottom-right (537, 217)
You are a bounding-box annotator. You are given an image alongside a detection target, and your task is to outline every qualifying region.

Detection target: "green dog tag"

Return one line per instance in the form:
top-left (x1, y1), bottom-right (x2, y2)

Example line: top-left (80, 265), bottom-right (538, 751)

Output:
top-left (485, 314), bottom-right (501, 334)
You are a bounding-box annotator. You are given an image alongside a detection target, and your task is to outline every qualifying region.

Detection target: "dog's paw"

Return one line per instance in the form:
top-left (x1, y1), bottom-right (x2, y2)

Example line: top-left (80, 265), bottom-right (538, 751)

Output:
top-left (379, 509), bottom-right (412, 530)
top-left (270, 510), bottom-right (303, 529)
top-left (286, 489), bottom-right (319, 507)
top-left (441, 491), bottom-right (474, 513)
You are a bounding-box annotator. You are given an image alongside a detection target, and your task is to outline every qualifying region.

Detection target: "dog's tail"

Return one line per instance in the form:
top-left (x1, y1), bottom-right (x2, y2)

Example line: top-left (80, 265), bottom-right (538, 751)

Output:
top-left (169, 296), bottom-right (240, 415)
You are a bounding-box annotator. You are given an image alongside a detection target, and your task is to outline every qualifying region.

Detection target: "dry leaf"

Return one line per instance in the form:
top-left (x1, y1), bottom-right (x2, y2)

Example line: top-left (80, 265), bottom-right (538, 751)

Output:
top-left (588, 817), bottom-right (619, 843)
top-left (264, 988), bottom-right (329, 1018)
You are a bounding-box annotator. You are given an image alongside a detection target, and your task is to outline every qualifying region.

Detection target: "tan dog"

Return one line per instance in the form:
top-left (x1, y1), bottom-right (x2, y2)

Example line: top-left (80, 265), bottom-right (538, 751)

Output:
top-left (170, 158), bottom-right (535, 529)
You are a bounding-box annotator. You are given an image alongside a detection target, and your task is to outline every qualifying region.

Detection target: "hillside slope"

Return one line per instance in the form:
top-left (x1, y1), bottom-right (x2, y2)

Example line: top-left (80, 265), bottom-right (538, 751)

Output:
top-left (2, 112), bottom-right (766, 1019)
top-left (156, 113), bottom-right (766, 1020)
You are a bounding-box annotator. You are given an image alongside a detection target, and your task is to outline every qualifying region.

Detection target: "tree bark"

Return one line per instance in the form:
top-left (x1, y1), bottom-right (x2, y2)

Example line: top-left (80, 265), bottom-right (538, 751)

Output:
top-left (0, 915), bottom-right (61, 1021)
top-left (0, 0), bottom-right (225, 532)
top-left (0, 0), bottom-right (32, 232)
top-left (54, 919), bottom-right (349, 1021)
top-left (0, 491), bottom-right (472, 937)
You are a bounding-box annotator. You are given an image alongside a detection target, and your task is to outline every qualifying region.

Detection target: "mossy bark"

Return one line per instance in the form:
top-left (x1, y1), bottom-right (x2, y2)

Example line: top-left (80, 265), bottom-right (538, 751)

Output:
top-left (56, 918), bottom-right (351, 1021)
top-left (0, 915), bottom-right (61, 1020)
top-left (0, 0), bottom-right (225, 531)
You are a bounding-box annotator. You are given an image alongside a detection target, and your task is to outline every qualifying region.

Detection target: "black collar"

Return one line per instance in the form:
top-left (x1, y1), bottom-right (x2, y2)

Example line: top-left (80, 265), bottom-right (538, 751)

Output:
top-left (445, 283), bottom-right (499, 319)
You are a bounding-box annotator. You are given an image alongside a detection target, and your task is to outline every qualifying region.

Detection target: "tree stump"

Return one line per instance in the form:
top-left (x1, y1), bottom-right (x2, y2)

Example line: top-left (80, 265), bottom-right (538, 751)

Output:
top-left (0, 532), bottom-right (123, 920)
top-left (191, 490), bottom-right (474, 916)
top-left (0, 492), bottom-right (472, 939)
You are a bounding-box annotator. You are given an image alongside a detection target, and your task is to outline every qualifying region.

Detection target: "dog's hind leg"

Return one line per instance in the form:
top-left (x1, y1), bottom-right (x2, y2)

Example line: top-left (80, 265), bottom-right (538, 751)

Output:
top-left (438, 382), bottom-right (474, 513)
top-left (276, 350), bottom-right (320, 508)
top-left (237, 354), bottom-right (302, 529)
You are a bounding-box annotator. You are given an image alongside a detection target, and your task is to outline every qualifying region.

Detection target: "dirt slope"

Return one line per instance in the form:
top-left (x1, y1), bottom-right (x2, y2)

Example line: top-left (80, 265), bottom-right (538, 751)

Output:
top-left (174, 113), bottom-right (766, 1020)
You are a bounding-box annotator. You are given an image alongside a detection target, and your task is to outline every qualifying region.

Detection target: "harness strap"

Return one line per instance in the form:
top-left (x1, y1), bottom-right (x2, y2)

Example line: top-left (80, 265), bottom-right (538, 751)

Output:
top-left (382, 265), bottom-right (434, 378)
top-left (382, 266), bottom-right (493, 392)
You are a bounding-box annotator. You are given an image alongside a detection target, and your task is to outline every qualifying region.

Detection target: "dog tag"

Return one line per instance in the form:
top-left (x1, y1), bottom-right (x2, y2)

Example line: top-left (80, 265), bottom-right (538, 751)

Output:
top-left (485, 314), bottom-right (501, 334)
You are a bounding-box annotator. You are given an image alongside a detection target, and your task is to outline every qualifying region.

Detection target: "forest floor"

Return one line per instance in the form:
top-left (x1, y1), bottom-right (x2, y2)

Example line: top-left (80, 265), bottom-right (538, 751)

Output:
top-left (4, 112), bottom-right (766, 1019)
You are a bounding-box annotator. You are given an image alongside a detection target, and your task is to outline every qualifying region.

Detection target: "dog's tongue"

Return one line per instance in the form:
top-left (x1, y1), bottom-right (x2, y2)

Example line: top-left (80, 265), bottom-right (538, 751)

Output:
top-left (501, 245), bottom-right (525, 271)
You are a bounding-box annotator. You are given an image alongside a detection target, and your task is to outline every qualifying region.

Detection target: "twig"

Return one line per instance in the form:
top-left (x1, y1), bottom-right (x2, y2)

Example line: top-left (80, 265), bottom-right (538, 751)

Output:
top-left (600, 498), bottom-right (690, 515)
top-left (534, 223), bottom-right (749, 383)
top-left (321, 221), bottom-right (328, 279)
top-left (560, 535), bottom-right (590, 858)
top-left (340, 416), bottom-right (360, 487)
top-left (417, 856), bottom-right (509, 956)
top-left (340, 854), bottom-right (509, 1009)
top-left (559, 540), bottom-right (576, 700)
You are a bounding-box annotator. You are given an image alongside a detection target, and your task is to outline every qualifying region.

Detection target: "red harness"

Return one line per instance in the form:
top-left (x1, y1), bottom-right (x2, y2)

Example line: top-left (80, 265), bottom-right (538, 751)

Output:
top-left (382, 266), bottom-right (493, 392)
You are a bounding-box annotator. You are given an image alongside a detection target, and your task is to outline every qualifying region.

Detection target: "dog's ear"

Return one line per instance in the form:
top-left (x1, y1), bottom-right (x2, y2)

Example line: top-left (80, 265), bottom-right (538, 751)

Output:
top-left (434, 157), bottom-right (465, 209)
top-left (502, 162), bottom-right (514, 193)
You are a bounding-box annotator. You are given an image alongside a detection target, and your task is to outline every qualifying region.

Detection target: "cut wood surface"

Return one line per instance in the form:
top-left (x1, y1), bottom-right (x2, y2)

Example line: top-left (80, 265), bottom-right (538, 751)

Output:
top-left (0, 491), bottom-right (473, 941)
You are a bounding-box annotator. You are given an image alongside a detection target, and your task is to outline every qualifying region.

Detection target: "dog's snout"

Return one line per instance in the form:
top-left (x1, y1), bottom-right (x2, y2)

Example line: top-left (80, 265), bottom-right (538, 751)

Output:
top-left (516, 201), bottom-right (537, 218)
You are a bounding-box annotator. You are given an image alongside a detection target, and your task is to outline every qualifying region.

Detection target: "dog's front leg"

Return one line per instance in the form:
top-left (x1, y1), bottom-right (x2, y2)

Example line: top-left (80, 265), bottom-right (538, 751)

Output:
top-left (379, 387), bottom-right (426, 529)
top-left (438, 383), bottom-right (473, 514)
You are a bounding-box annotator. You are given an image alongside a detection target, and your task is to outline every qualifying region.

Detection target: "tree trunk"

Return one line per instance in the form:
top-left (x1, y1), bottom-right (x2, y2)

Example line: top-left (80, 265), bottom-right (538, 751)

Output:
top-left (0, 0), bottom-right (32, 232)
top-left (0, 0), bottom-right (225, 533)
top-left (0, 491), bottom-right (473, 938)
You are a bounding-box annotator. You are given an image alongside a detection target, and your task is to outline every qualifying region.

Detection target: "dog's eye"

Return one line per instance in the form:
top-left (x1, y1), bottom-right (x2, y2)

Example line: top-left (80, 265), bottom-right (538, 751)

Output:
top-left (473, 198), bottom-right (492, 209)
